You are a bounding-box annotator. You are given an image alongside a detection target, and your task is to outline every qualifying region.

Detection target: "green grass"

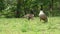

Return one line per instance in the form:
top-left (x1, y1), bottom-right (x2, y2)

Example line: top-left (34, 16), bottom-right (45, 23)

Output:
top-left (0, 17), bottom-right (60, 34)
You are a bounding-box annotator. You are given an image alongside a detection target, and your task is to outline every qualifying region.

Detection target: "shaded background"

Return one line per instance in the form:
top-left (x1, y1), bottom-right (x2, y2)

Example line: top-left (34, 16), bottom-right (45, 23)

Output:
top-left (0, 0), bottom-right (60, 18)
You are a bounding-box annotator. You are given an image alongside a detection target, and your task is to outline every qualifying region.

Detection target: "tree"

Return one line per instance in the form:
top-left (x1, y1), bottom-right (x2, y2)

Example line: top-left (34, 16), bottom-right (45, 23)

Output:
top-left (0, 0), bottom-right (5, 11)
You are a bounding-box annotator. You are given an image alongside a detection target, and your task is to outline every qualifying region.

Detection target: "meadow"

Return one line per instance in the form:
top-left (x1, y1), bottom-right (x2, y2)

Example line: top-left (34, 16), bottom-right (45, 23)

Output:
top-left (0, 17), bottom-right (60, 34)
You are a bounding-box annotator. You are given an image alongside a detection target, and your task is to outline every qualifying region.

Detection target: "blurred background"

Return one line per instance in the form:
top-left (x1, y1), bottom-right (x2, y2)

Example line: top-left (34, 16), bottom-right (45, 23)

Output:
top-left (0, 0), bottom-right (60, 18)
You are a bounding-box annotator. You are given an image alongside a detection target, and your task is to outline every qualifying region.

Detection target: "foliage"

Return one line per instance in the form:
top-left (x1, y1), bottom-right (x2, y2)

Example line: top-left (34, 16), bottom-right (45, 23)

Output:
top-left (0, 0), bottom-right (60, 18)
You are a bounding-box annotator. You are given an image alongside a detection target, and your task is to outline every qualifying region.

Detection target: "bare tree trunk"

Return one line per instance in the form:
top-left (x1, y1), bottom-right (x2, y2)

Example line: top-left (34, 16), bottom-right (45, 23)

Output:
top-left (49, 0), bottom-right (53, 16)
top-left (15, 0), bottom-right (23, 18)
top-left (15, 0), bottom-right (20, 18)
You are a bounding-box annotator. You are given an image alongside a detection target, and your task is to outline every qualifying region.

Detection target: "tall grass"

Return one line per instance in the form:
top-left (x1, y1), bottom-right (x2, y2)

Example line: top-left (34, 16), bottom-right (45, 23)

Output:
top-left (0, 17), bottom-right (60, 34)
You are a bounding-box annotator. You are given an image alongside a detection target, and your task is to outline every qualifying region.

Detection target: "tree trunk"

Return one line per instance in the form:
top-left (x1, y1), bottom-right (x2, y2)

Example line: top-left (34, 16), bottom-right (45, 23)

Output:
top-left (49, 0), bottom-right (53, 16)
top-left (15, 0), bottom-right (23, 18)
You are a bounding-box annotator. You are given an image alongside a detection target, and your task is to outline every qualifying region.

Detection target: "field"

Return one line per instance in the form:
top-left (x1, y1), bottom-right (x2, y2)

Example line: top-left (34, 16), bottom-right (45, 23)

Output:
top-left (0, 17), bottom-right (60, 34)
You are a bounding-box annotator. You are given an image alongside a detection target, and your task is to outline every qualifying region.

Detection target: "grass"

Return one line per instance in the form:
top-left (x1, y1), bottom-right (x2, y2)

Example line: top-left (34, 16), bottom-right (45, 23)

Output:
top-left (0, 17), bottom-right (60, 34)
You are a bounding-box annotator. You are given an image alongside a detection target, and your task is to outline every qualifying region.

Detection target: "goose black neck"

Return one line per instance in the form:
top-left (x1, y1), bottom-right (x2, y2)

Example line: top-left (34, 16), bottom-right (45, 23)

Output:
top-left (40, 5), bottom-right (43, 10)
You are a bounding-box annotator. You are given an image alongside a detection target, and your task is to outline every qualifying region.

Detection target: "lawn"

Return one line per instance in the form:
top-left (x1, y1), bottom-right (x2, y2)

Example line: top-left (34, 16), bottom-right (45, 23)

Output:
top-left (0, 17), bottom-right (60, 34)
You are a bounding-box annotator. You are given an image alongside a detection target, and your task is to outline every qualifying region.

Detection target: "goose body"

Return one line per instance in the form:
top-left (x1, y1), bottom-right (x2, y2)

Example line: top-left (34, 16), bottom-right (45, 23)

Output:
top-left (23, 14), bottom-right (34, 20)
top-left (39, 10), bottom-right (48, 22)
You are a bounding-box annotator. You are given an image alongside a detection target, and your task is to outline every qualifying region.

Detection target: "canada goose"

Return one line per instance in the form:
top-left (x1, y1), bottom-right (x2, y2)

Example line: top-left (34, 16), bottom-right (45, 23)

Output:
top-left (39, 10), bottom-right (48, 22)
top-left (39, 5), bottom-right (48, 22)
top-left (23, 14), bottom-right (34, 20)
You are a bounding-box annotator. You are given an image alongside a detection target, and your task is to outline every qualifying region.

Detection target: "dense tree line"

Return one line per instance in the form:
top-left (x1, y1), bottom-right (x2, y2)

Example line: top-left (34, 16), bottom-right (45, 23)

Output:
top-left (0, 0), bottom-right (60, 18)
